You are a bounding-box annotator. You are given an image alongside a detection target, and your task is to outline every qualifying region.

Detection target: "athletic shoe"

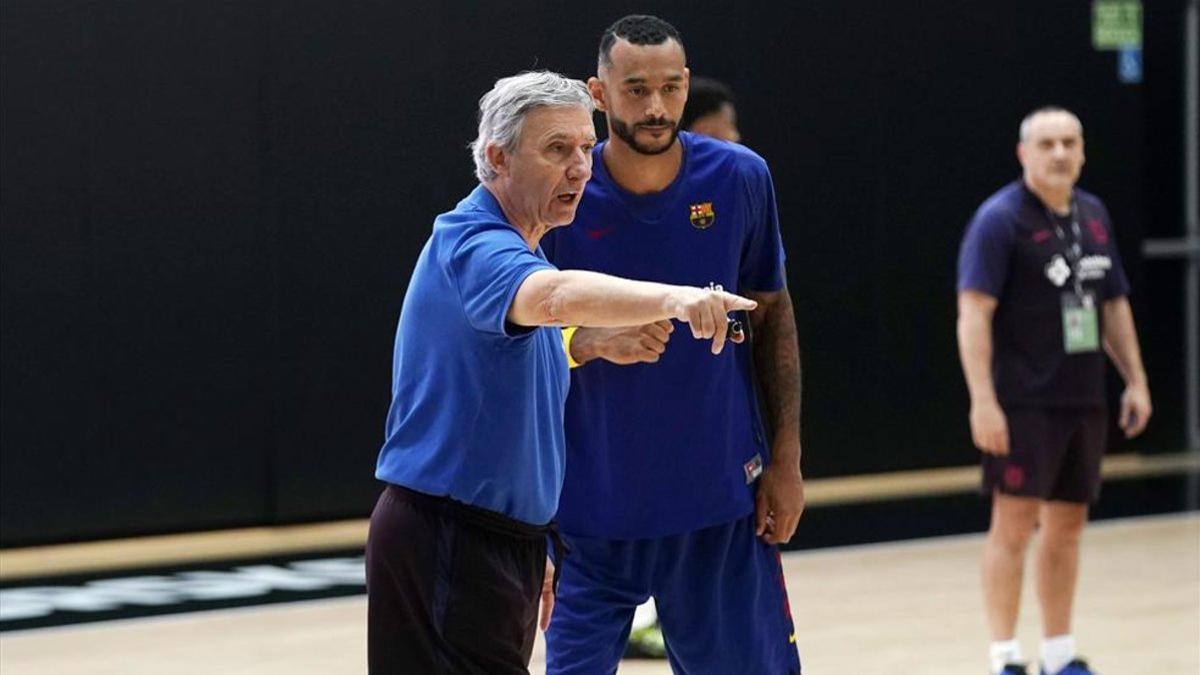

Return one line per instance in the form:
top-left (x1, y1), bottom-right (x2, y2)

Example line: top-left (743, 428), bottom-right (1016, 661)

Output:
top-left (623, 621), bottom-right (667, 659)
top-left (1000, 664), bottom-right (1029, 674)
top-left (1041, 659), bottom-right (1096, 675)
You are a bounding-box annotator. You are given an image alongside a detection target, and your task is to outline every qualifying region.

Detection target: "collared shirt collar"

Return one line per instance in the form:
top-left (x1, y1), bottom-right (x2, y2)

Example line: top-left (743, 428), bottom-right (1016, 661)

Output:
top-left (465, 184), bottom-right (508, 221)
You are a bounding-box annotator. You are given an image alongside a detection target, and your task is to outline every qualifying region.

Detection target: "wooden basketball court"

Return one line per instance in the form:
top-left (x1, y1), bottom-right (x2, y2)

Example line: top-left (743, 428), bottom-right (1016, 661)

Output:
top-left (1, 513), bottom-right (1195, 674)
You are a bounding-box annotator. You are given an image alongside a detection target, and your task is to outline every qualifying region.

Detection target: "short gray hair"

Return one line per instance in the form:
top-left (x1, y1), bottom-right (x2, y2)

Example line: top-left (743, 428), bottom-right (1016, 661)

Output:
top-left (470, 71), bottom-right (594, 182)
top-left (1019, 106), bottom-right (1083, 142)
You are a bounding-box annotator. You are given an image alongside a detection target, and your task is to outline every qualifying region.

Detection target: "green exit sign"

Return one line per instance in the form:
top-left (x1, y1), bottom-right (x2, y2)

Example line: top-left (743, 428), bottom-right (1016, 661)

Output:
top-left (1093, 0), bottom-right (1142, 49)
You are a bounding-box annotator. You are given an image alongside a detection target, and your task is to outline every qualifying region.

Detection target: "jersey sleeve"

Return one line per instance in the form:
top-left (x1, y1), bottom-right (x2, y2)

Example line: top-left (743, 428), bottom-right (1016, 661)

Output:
top-left (956, 204), bottom-right (1014, 298)
top-left (738, 159), bottom-right (787, 292)
top-left (448, 223), bottom-right (557, 336)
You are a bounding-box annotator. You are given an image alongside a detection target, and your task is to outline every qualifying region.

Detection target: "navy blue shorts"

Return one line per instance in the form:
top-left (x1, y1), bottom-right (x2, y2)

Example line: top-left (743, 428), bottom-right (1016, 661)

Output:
top-left (546, 514), bottom-right (801, 674)
top-left (982, 407), bottom-right (1107, 503)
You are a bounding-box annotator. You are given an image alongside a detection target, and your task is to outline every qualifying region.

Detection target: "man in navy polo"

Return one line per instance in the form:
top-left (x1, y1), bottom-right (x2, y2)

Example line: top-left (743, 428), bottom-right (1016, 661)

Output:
top-left (542, 15), bottom-right (804, 674)
top-left (957, 106), bottom-right (1152, 675)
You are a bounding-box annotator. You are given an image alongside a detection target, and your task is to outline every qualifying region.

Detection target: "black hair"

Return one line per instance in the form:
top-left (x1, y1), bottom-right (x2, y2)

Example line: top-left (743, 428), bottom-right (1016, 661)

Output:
top-left (598, 15), bottom-right (685, 67)
top-left (681, 77), bottom-right (735, 129)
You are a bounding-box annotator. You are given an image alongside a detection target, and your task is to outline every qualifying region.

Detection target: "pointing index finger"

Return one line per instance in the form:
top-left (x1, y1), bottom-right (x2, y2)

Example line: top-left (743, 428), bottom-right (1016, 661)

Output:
top-left (721, 292), bottom-right (758, 311)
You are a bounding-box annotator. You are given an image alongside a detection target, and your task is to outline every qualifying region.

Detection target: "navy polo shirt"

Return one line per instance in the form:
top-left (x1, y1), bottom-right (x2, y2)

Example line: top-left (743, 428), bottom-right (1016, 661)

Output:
top-left (541, 132), bottom-right (787, 538)
top-left (376, 185), bottom-right (569, 525)
top-left (957, 180), bottom-right (1130, 408)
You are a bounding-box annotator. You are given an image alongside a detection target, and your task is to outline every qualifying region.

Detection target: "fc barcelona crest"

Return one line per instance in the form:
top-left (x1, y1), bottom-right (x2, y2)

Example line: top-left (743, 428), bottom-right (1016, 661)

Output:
top-left (689, 201), bottom-right (716, 229)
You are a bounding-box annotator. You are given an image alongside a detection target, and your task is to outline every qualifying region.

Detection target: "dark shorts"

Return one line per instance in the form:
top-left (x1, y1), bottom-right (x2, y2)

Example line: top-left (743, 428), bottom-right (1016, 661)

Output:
top-left (366, 484), bottom-right (548, 674)
top-left (545, 514), bottom-right (801, 675)
top-left (982, 407), bottom-right (1107, 503)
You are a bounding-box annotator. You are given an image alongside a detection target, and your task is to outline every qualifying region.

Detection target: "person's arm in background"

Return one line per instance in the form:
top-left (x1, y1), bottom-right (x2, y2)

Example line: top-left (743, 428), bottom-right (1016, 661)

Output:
top-left (739, 160), bottom-right (804, 546)
top-left (957, 290), bottom-right (1009, 455)
top-left (1101, 297), bottom-right (1152, 437)
top-left (565, 321), bottom-right (679, 366)
top-left (1095, 204), bottom-right (1151, 439)
top-left (746, 286), bottom-right (804, 545)
top-left (955, 201), bottom-right (1015, 457)
top-left (508, 269), bottom-right (756, 355)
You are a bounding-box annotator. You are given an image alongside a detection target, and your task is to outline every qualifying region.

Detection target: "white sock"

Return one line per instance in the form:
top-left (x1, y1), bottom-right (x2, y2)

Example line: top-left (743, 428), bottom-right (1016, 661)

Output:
top-left (1041, 634), bottom-right (1076, 675)
top-left (630, 599), bottom-right (658, 631)
top-left (990, 639), bottom-right (1023, 674)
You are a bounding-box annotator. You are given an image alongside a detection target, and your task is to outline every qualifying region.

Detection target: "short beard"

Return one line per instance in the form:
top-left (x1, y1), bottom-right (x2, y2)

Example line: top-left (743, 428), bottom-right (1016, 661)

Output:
top-left (609, 113), bottom-right (679, 156)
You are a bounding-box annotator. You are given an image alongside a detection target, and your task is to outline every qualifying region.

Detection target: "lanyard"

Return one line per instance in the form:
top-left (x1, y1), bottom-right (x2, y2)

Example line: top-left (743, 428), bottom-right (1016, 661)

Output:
top-left (1045, 197), bottom-right (1085, 298)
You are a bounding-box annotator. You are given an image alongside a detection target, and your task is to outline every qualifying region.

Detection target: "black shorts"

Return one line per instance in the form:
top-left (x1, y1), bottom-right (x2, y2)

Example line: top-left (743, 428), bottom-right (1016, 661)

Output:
top-left (366, 484), bottom-right (550, 674)
top-left (982, 407), bottom-right (1107, 503)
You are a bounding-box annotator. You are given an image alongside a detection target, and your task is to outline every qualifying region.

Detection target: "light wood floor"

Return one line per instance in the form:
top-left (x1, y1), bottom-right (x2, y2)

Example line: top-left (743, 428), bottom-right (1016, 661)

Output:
top-left (1, 513), bottom-right (1196, 674)
top-left (5, 452), bottom-right (1196, 582)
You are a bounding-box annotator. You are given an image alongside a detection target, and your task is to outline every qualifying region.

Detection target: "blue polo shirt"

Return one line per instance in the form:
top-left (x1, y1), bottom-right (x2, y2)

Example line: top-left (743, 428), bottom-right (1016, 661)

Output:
top-left (957, 180), bottom-right (1130, 408)
top-left (376, 185), bottom-right (569, 525)
top-left (541, 132), bottom-right (787, 538)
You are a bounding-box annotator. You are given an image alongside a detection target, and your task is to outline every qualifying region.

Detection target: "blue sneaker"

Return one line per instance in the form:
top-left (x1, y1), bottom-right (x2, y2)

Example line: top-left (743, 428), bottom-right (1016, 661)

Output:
top-left (999, 664), bottom-right (1029, 674)
top-left (1041, 658), bottom-right (1096, 675)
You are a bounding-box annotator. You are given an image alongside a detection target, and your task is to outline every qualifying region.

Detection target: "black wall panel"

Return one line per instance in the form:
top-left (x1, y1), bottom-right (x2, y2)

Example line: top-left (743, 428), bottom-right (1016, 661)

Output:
top-left (1138, 0), bottom-right (1190, 457)
top-left (2, 2), bottom-right (104, 544)
top-left (1, 0), bottom-right (1182, 545)
top-left (2, 2), bottom-right (273, 543)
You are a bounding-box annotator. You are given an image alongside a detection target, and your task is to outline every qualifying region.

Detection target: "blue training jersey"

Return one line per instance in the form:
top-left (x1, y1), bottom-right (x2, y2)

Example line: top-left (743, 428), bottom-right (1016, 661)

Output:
top-left (541, 132), bottom-right (787, 538)
top-left (376, 185), bottom-right (569, 526)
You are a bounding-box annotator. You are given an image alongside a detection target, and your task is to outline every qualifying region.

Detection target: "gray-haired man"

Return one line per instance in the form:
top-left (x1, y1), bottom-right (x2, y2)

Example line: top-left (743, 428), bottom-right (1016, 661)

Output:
top-left (366, 70), bottom-right (758, 673)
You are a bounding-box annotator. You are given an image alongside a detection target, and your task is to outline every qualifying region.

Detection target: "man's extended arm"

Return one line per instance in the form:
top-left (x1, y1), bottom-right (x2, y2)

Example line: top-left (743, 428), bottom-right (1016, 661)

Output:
top-left (508, 269), bottom-right (755, 355)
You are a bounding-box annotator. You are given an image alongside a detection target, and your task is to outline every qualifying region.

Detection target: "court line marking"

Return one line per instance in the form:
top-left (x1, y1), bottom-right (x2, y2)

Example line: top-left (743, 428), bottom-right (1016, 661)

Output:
top-left (2, 512), bottom-right (1193, 639)
top-left (0, 520), bottom-right (367, 581)
top-left (0, 594), bottom-right (367, 637)
top-left (2, 452), bottom-right (1195, 581)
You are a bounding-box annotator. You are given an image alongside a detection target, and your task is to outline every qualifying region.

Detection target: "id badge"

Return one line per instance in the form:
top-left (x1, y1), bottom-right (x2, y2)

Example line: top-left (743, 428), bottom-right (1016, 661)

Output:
top-left (1061, 292), bottom-right (1099, 353)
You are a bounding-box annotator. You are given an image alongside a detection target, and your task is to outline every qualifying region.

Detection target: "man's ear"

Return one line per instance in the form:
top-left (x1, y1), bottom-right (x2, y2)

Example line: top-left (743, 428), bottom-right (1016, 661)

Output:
top-left (485, 143), bottom-right (508, 178)
top-left (587, 77), bottom-right (607, 113)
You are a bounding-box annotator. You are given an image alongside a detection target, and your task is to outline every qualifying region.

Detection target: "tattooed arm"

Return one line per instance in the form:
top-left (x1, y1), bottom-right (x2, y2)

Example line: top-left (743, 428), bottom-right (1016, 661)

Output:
top-left (746, 285), bottom-right (804, 545)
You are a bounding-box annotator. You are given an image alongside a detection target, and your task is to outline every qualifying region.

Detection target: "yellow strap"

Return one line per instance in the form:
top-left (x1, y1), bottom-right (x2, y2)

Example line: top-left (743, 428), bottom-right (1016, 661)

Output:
top-left (561, 326), bottom-right (582, 368)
